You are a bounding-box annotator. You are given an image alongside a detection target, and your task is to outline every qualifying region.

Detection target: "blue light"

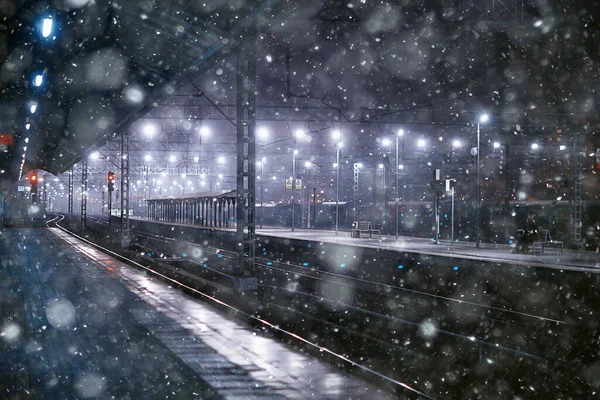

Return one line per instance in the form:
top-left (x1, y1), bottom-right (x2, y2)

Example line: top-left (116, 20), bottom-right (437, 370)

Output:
top-left (263, 251), bottom-right (267, 256)
top-left (398, 264), bottom-right (404, 269)
top-left (453, 266), bottom-right (459, 271)
top-left (182, 253), bottom-right (187, 257)
top-left (42, 18), bottom-right (53, 38)
top-left (302, 262), bottom-right (309, 267)
top-left (444, 214), bottom-right (448, 218)
top-left (217, 254), bottom-right (223, 258)
top-left (340, 264), bottom-right (346, 268)
top-left (34, 74), bottom-right (44, 87)
top-left (147, 252), bottom-right (152, 257)
top-left (509, 240), bottom-right (513, 244)
top-left (307, 244), bottom-right (312, 248)
top-left (267, 261), bottom-right (273, 266)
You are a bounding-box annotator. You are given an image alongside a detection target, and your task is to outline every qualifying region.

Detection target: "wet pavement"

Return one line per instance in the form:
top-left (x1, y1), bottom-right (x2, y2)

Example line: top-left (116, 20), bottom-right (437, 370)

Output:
top-left (0, 227), bottom-right (395, 399)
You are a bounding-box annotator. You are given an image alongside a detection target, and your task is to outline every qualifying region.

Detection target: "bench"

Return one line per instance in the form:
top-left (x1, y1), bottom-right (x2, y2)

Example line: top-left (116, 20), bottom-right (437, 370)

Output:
top-left (532, 229), bottom-right (563, 255)
top-left (351, 221), bottom-right (381, 238)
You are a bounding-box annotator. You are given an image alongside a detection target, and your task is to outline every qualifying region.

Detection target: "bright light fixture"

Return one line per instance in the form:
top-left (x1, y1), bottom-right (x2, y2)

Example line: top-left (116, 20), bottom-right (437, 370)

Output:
top-left (397, 129), bottom-right (404, 137)
top-left (257, 127), bottom-right (269, 140)
top-left (90, 152), bottom-right (100, 160)
top-left (382, 138), bottom-right (392, 147)
top-left (144, 154), bottom-right (152, 162)
top-left (42, 18), bottom-right (53, 38)
top-left (293, 149), bottom-right (299, 156)
top-left (34, 74), bottom-right (43, 87)
top-left (218, 156), bottom-right (225, 164)
top-left (25, 123), bottom-right (30, 130)
top-left (479, 113), bottom-right (490, 123)
top-left (143, 123), bottom-right (157, 137)
top-left (452, 139), bottom-right (462, 148)
top-left (559, 145), bottom-right (566, 151)
top-left (417, 139), bottom-right (426, 148)
top-left (493, 142), bottom-right (501, 149)
top-left (331, 130), bottom-right (341, 141)
top-left (169, 155), bottom-right (176, 162)
top-left (304, 161), bottom-right (312, 168)
top-left (199, 126), bottom-right (210, 137)
top-left (24, 138), bottom-right (29, 144)
top-left (378, 163), bottom-right (384, 169)
top-left (531, 143), bottom-right (539, 150)
top-left (30, 104), bottom-right (37, 114)
top-left (295, 129), bottom-right (306, 140)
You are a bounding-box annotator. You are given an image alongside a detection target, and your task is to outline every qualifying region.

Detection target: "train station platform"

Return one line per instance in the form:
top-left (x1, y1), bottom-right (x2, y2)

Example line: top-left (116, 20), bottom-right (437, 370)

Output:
top-left (0, 227), bottom-right (396, 399)
top-left (260, 228), bottom-right (600, 272)
top-left (129, 217), bottom-right (600, 272)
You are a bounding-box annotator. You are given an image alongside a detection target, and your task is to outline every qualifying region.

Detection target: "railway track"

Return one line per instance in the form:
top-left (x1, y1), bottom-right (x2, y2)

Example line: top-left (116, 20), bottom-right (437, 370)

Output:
top-left (51, 215), bottom-right (580, 398)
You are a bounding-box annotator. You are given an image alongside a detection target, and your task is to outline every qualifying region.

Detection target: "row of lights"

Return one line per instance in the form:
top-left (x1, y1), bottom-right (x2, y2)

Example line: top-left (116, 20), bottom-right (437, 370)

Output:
top-left (19, 16), bottom-right (54, 180)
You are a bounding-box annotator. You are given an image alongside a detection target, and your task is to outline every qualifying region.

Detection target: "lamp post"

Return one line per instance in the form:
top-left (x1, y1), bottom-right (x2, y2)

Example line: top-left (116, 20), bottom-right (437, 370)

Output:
top-left (332, 129), bottom-right (342, 236)
top-left (475, 113), bottom-right (489, 248)
top-left (292, 149), bottom-right (298, 232)
top-left (304, 161), bottom-right (313, 228)
top-left (395, 129), bottom-right (404, 239)
top-left (257, 158), bottom-right (265, 229)
top-left (379, 163), bottom-right (386, 229)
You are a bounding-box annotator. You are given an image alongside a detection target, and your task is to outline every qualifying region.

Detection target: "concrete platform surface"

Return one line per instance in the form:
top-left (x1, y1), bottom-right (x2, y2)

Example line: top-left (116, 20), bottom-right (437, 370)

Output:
top-left (131, 217), bottom-right (600, 272)
top-left (0, 227), bottom-right (397, 399)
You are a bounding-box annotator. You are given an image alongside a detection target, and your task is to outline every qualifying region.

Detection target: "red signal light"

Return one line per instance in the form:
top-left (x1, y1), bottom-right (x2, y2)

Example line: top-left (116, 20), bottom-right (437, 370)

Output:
top-left (29, 173), bottom-right (38, 184)
top-left (108, 171), bottom-right (115, 182)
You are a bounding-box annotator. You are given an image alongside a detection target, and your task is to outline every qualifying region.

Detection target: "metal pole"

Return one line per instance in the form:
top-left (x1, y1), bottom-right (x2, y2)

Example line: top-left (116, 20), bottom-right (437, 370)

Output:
top-left (476, 122), bottom-right (481, 248)
top-left (335, 144), bottom-right (340, 235)
top-left (313, 187), bottom-right (317, 229)
top-left (292, 153), bottom-right (296, 232)
top-left (451, 185), bottom-right (455, 246)
top-left (306, 168), bottom-right (310, 229)
top-left (434, 192), bottom-right (440, 245)
top-left (395, 135), bottom-right (399, 239)
top-left (382, 164), bottom-right (385, 231)
top-left (260, 163), bottom-right (264, 229)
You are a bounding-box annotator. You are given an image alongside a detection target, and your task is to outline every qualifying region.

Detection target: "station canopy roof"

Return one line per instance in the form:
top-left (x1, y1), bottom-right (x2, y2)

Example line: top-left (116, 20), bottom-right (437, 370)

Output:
top-left (147, 190), bottom-right (236, 202)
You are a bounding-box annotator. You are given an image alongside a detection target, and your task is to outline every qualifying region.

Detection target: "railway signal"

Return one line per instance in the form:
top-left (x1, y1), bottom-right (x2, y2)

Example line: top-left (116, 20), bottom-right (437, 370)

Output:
top-left (29, 172), bottom-right (38, 203)
top-left (107, 171), bottom-right (115, 192)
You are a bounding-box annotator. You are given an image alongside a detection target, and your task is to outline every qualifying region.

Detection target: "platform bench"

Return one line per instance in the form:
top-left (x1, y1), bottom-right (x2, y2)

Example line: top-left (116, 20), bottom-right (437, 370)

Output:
top-left (351, 221), bottom-right (380, 239)
top-left (533, 229), bottom-right (563, 255)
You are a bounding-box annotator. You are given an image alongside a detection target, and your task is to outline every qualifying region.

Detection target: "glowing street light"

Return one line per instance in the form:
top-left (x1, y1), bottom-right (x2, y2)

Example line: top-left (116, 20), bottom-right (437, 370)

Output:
top-left (42, 18), bottom-right (53, 38)
top-left (199, 126), bottom-right (210, 137)
top-left (295, 129), bottom-right (306, 141)
top-left (144, 154), bottom-right (152, 162)
top-left (143, 122), bottom-right (158, 137)
top-left (34, 74), bottom-right (44, 87)
top-left (169, 155), bottom-right (177, 163)
top-left (30, 103), bottom-right (38, 114)
top-left (381, 138), bottom-right (392, 147)
top-left (493, 142), bottom-right (501, 149)
top-left (452, 139), bottom-right (462, 149)
top-left (257, 127), bottom-right (269, 140)
top-left (531, 143), bottom-right (540, 150)
top-left (218, 156), bottom-right (226, 164)
top-left (417, 138), bottom-right (426, 148)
